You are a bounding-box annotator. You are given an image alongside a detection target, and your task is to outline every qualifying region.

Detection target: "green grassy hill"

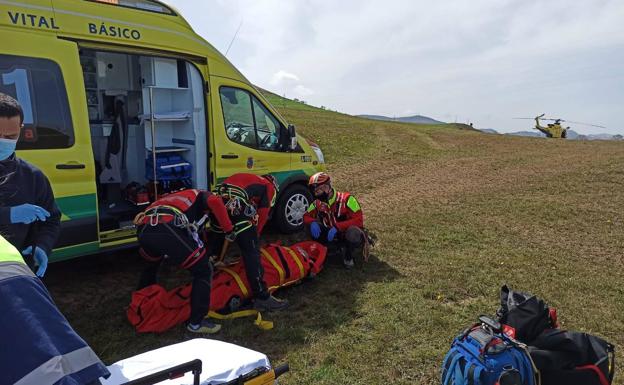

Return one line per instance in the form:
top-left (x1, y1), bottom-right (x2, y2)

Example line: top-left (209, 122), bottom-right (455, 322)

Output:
top-left (47, 91), bottom-right (624, 384)
top-left (260, 90), bottom-right (624, 384)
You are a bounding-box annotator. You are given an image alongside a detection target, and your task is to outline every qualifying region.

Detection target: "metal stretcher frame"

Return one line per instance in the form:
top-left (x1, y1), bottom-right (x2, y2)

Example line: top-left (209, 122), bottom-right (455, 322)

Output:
top-left (117, 359), bottom-right (289, 385)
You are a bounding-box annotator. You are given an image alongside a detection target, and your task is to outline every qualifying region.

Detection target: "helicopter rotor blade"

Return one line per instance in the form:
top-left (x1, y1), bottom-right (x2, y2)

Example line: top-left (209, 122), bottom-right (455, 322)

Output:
top-left (561, 120), bottom-right (606, 128)
top-left (513, 117), bottom-right (536, 120)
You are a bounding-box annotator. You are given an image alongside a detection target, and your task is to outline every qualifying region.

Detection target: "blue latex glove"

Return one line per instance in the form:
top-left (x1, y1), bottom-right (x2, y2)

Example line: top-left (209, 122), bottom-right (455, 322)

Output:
top-left (22, 246), bottom-right (48, 277)
top-left (10, 204), bottom-right (50, 224)
top-left (327, 227), bottom-right (338, 242)
top-left (310, 222), bottom-right (321, 239)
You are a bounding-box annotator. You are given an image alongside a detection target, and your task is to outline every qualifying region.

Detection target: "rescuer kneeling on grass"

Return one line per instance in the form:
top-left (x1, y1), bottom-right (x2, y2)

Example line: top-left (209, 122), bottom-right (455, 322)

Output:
top-left (207, 174), bottom-right (288, 312)
top-left (134, 189), bottom-right (234, 334)
top-left (304, 172), bottom-right (370, 269)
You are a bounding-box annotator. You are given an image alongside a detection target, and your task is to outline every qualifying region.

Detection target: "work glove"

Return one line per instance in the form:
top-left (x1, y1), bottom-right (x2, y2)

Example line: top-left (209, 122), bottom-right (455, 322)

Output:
top-left (225, 231), bottom-right (237, 242)
top-left (327, 227), bottom-right (338, 242)
top-left (10, 204), bottom-right (50, 224)
top-left (22, 246), bottom-right (48, 277)
top-left (310, 222), bottom-right (321, 239)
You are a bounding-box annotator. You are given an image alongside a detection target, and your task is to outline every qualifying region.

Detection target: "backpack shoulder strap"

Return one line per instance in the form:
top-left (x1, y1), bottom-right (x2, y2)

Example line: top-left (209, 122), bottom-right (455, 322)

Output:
top-left (443, 348), bottom-right (463, 385)
top-left (472, 365), bottom-right (484, 385)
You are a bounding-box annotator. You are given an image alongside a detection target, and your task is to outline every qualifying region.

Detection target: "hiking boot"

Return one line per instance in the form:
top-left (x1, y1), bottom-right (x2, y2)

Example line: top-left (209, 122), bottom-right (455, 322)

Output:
top-left (254, 295), bottom-right (289, 312)
top-left (186, 319), bottom-right (221, 334)
top-left (343, 259), bottom-right (355, 269)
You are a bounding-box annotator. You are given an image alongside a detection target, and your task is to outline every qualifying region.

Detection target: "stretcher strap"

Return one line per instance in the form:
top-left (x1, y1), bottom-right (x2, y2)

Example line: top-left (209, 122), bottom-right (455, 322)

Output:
top-left (210, 267), bottom-right (273, 330)
top-left (218, 266), bottom-right (249, 297)
top-left (207, 310), bottom-right (273, 330)
top-left (273, 247), bottom-right (291, 279)
top-left (260, 249), bottom-right (285, 285)
top-left (284, 247), bottom-right (305, 278)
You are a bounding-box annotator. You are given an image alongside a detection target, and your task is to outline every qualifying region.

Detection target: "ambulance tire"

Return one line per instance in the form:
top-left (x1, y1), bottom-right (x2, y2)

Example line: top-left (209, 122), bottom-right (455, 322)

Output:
top-left (274, 184), bottom-right (312, 234)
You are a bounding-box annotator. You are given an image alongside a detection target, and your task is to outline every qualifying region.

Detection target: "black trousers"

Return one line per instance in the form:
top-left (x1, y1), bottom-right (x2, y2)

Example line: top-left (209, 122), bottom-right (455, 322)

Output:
top-left (307, 224), bottom-right (363, 261)
top-left (206, 226), bottom-right (269, 300)
top-left (137, 223), bottom-right (213, 325)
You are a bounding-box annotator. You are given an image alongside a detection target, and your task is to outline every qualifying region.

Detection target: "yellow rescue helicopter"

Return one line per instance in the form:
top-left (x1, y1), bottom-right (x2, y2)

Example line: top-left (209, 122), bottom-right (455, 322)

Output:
top-left (514, 114), bottom-right (605, 138)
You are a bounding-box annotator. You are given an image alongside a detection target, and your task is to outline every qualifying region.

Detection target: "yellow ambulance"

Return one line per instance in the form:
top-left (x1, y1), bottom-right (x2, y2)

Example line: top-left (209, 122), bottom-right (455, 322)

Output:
top-left (0, 0), bottom-right (325, 261)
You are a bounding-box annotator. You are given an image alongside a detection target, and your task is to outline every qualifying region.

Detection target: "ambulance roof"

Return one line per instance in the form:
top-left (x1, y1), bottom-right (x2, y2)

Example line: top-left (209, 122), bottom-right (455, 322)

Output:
top-left (1, 0), bottom-right (247, 80)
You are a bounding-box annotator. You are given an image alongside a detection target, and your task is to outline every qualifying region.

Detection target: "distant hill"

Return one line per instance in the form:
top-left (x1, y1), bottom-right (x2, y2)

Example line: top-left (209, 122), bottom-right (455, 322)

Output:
top-left (565, 129), bottom-right (579, 139)
top-left (506, 131), bottom-right (546, 138)
top-left (505, 128), bottom-right (622, 140)
top-left (566, 130), bottom-right (622, 141)
top-left (479, 128), bottom-right (499, 134)
top-left (582, 133), bottom-right (622, 141)
top-left (357, 114), bottom-right (445, 125)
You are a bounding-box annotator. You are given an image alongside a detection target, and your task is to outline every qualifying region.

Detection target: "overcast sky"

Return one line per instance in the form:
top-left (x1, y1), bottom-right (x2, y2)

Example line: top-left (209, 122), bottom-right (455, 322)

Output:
top-left (169, 0), bottom-right (624, 134)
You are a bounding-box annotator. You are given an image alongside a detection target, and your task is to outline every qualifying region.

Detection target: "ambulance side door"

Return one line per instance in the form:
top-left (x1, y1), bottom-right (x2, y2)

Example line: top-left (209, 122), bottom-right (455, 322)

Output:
top-left (2, 29), bottom-right (99, 261)
top-left (209, 77), bottom-right (292, 184)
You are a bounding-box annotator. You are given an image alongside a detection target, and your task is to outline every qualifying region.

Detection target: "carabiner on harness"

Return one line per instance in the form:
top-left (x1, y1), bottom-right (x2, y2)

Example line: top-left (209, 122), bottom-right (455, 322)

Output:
top-left (225, 197), bottom-right (243, 215)
top-left (244, 203), bottom-right (257, 218)
top-left (149, 212), bottom-right (159, 226)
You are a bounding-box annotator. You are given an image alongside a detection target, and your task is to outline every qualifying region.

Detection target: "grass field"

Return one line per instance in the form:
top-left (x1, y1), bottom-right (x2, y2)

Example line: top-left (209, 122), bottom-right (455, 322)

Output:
top-left (46, 92), bottom-right (624, 384)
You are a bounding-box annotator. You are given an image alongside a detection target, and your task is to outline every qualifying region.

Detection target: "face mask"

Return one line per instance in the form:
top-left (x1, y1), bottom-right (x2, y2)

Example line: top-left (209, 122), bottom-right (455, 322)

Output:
top-left (0, 138), bottom-right (17, 160)
top-left (314, 186), bottom-right (331, 201)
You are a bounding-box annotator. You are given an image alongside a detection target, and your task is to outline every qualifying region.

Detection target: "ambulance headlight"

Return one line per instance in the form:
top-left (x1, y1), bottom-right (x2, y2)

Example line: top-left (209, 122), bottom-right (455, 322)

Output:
top-left (311, 145), bottom-right (325, 164)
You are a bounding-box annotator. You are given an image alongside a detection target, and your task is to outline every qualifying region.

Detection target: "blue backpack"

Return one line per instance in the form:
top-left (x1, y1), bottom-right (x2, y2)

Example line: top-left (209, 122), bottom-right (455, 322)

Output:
top-left (441, 316), bottom-right (538, 385)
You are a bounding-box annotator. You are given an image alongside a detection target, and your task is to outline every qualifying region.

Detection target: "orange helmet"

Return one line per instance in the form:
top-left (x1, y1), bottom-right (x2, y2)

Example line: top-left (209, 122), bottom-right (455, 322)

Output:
top-left (308, 172), bottom-right (331, 189)
top-left (309, 173), bottom-right (333, 200)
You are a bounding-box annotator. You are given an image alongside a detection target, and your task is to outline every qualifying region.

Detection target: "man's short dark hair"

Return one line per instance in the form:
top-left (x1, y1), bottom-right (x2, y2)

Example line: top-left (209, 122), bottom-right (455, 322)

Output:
top-left (0, 92), bottom-right (24, 125)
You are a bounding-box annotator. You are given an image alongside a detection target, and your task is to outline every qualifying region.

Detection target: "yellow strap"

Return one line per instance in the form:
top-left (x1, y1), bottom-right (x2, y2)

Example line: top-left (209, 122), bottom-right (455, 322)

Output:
top-left (209, 265), bottom-right (273, 330)
top-left (260, 248), bottom-right (285, 285)
top-left (207, 310), bottom-right (273, 330)
top-left (218, 266), bottom-right (249, 297)
top-left (254, 312), bottom-right (274, 330)
top-left (284, 247), bottom-right (305, 278)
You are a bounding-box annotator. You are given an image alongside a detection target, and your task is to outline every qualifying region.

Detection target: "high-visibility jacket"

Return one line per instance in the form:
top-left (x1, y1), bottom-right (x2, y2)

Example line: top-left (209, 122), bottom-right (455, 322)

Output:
top-left (303, 189), bottom-right (364, 232)
top-left (0, 235), bottom-right (110, 385)
top-left (218, 173), bottom-right (277, 235)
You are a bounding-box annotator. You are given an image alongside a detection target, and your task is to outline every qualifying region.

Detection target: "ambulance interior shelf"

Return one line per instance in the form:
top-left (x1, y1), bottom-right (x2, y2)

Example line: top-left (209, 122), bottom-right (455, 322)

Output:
top-left (148, 146), bottom-right (190, 153)
top-left (141, 110), bottom-right (191, 122)
top-left (80, 49), bottom-right (207, 232)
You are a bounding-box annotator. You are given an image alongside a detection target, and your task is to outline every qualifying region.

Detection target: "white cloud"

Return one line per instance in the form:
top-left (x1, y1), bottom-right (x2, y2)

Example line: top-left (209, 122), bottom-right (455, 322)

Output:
top-left (293, 85), bottom-right (314, 98)
top-left (270, 70), bottom-right (300, 85)
top-left (269, 70), bottom-right (314, 100)
top-left (169, 0), bottom-right (624, 134)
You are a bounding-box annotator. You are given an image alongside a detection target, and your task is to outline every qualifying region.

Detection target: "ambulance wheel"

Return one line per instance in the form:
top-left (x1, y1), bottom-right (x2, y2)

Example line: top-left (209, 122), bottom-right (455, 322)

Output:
top-left (275, 184), bottom-right (312, 234)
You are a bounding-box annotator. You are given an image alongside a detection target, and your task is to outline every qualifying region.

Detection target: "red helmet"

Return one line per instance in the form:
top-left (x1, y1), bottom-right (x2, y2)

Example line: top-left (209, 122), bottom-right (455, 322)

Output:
top-left (308, 172), bottom-right (331, 188)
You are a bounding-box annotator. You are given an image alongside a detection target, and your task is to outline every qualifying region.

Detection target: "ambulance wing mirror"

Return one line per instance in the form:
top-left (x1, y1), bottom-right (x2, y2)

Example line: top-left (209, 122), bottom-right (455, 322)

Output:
top-left (279, 124), bottom-right (298, 151)
top-left (288, 124), bottom-right (297, 151)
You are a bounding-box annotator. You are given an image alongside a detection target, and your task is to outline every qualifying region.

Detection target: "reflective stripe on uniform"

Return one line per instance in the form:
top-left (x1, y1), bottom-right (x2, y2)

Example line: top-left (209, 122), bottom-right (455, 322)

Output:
top-left (14, 346), bottom-right (103, 385)
top-left (0, 262), bottom-right (34, 282)
top-left (346, 195), bottom-right (361, 212)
